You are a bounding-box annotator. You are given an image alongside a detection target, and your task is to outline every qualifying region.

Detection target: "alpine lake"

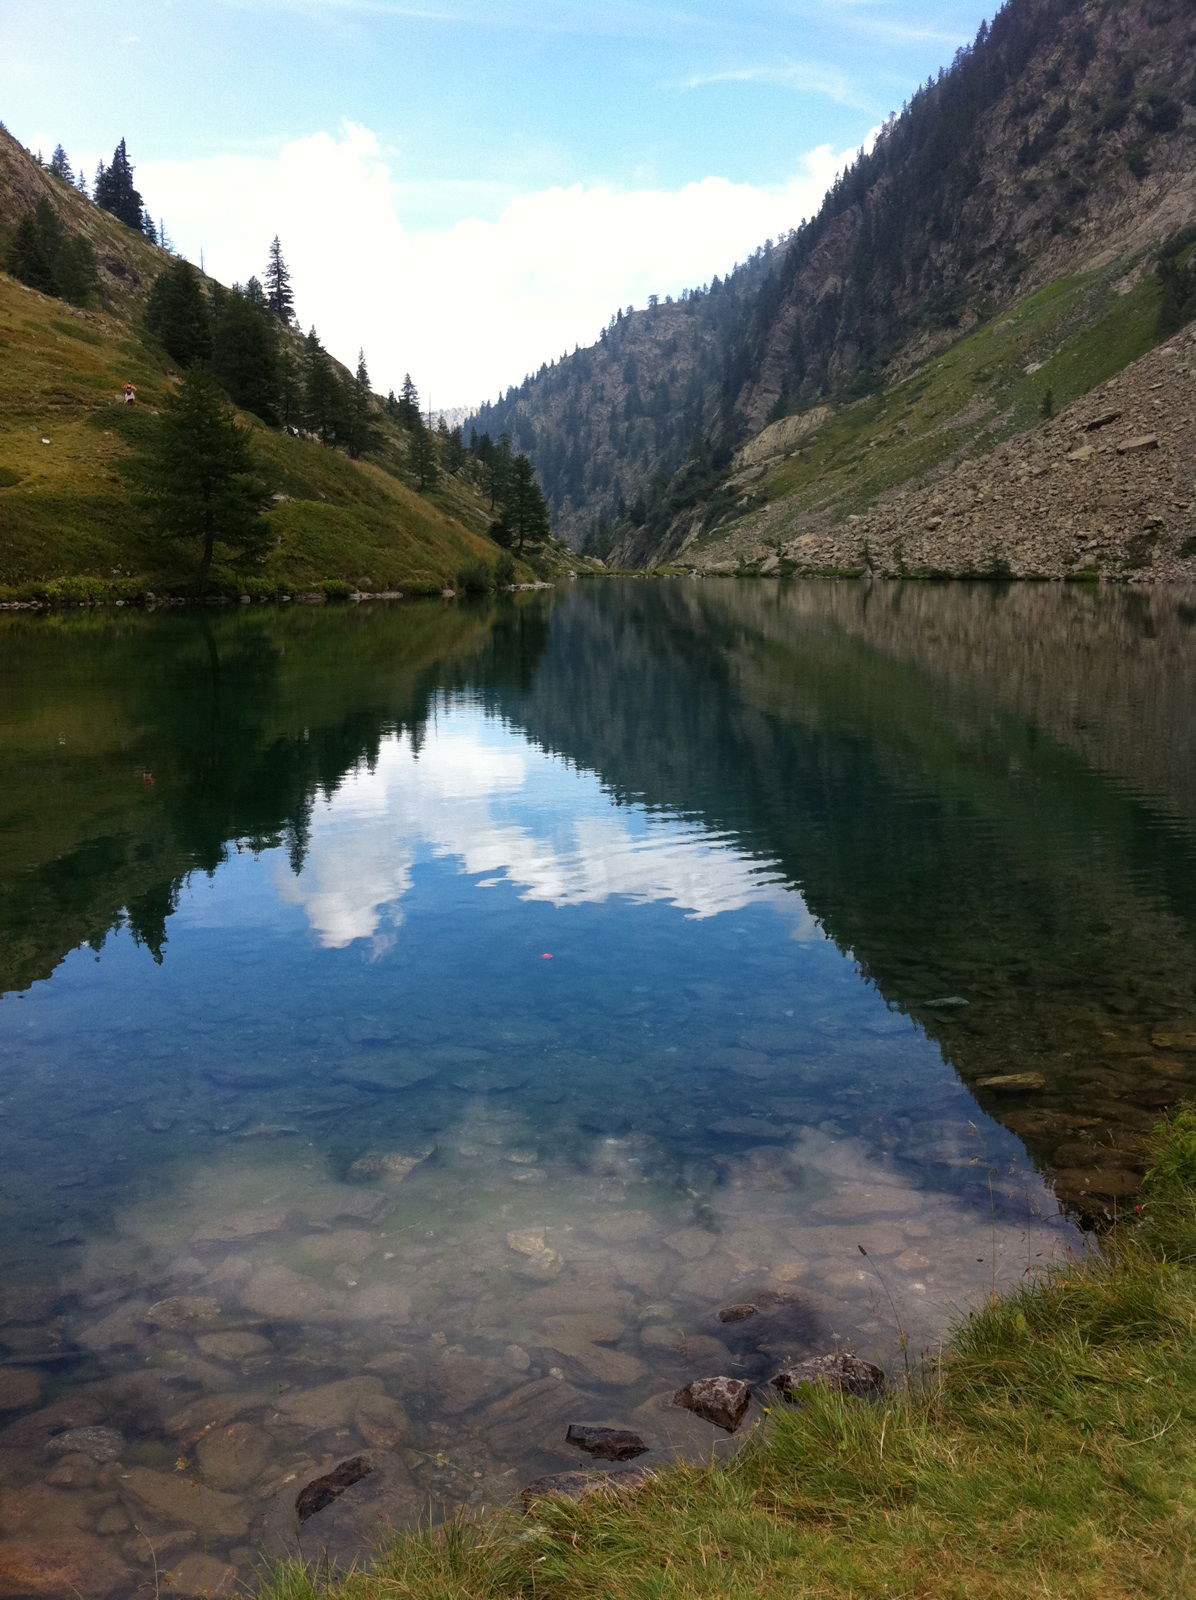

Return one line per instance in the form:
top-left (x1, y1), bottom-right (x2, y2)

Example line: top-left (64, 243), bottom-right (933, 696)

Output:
top-left (2, 577), bottom-right (1195, 1599)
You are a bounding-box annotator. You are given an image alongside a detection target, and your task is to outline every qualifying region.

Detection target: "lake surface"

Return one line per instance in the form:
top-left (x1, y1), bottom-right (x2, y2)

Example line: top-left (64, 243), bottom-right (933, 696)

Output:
top-left (1, 579), bottom-right (1195, 1597)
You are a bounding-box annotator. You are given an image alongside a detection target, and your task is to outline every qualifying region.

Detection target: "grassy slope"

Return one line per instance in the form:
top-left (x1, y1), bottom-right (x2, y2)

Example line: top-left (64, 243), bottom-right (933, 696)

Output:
top-left (691, 262), bottom-right (1163, 562)
top-left (266, 1111), bottom-right (1196, 1600)
top-left (0, 269), bottom-right (504, 594)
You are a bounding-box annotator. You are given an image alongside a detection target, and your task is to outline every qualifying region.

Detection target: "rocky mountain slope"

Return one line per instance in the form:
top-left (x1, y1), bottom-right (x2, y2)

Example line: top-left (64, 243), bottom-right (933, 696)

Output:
top-left (714, 320), bottom-right (1195, 580)
top-left (469, 0), bottom-right (1196, 567)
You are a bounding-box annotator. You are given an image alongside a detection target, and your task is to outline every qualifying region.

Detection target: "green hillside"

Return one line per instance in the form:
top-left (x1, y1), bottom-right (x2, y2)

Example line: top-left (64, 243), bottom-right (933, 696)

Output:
top-left (0, 128), bottom-right (578, 599)
top-left (0, 267), bottom-right (512, 596)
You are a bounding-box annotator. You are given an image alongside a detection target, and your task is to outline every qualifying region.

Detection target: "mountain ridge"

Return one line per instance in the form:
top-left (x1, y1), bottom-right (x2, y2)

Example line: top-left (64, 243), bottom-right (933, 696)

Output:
top-left (466, 0), bottom-right (1196, 570)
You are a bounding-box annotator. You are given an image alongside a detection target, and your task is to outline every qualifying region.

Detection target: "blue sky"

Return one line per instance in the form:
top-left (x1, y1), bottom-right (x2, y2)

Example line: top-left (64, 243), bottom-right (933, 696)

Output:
top-left (3, 1), bottom-right (994, 406)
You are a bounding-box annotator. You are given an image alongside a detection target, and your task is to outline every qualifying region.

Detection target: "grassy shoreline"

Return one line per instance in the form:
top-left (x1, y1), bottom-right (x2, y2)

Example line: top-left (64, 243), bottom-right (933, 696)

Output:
top-left (265, 1112), bottom-right (1196, 1600)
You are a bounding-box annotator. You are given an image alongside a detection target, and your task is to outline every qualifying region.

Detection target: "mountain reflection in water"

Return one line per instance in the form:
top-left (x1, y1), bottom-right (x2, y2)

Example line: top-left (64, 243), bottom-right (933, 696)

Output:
top-left (0, 579), bottom-right (1193, 1594)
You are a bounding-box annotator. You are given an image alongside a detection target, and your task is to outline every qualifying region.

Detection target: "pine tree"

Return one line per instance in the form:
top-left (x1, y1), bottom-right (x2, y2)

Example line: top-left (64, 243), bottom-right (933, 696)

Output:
top-left (75, 170), bottom-right (88, 198)
top-left (8, 204), bottom-right (57, 294)
top-left (134, 367), bottom-right (270, 581)
top-left (343, 349), bottom-right (377, 459)
top-left (302, 328), bottom-right (343, 444)
top-left (397, 372), bottom-right (421, 430)
top-left (212, 286), bottom-right (279, 423)
top-left (6, 199), bottom-right (98, 305)
top-left (146, 259), bottom-right (212, 367)
top-left (409, 420), bottom-right (439, 490)
top-left (48, 145), bottom-right (74, 183)
top-left (94, 138), bottom-right (145, 231)
top-left (498, 455), bottom-right (551, 554)
top-left (264, 236), bottom-right (295, 325)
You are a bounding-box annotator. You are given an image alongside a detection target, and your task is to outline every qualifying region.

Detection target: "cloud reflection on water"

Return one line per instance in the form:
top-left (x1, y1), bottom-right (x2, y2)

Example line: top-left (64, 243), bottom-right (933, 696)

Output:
top-left (276, 708), bottom-right (822, 948)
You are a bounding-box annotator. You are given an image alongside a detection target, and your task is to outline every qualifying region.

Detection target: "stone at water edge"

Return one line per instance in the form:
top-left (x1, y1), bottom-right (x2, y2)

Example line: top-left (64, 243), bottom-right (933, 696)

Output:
top-left (673, 1376), bottom-right (752, 1433)
top-left (521, 1466), bottom-right (655, 1509)
top-left (771, 1353), bottom-right (885, 1400)
top-left (565, 1424), bottom-right (649, 1461)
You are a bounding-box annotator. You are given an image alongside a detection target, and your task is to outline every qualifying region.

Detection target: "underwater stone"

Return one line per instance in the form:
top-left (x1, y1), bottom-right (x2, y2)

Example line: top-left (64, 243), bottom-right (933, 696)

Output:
top-left (45, 1426), bottom-right (124, 1463)
top-left (565, 1424), bottom-right (648, 1460)
top-left (975, 1072), bottom-right (1047, 1092)
top-left (0, 1369), bottom-right (42, 1413)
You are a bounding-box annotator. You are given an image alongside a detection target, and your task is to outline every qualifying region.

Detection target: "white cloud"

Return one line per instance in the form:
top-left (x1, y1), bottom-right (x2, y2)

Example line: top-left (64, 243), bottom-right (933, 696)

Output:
top-left (682, 61), bottom-right (861, 107)
top-left (138, 121), bottom-right (856, 409)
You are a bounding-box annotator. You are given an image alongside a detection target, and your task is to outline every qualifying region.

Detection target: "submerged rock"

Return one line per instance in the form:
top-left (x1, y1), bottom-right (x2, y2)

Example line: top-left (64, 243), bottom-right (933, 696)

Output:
top-left (296, 1455), bottom-right (375, 1522)
top-left (565, 1424), bottom-right (649, 1461)
top-left (673, 1376), bottom-right (752, 1433)
top-left (0, 1536), bottom-right (130, 1599)
top-left (161, 1552), bottom-right (239, 1597)
top-left (347, 1144), bottom-right (435, 1183)
top-left (976, 1071), bottom-right (1047, 1092)
top-left (717, 1303), bottom-right (760, 1323)
top-left (771, 1352), bottom-right (885, 1399)
top-left (142, 1295), bottom-right (223, 1330)
top-left (45, 1425), bottom-right (124, 1464)
top-left (0, 1368), bottom-right (42, 1413)
top-left (117, 1465), bottom-right (250, 1538)
top-left (262, 1449), bottom-right (423, 1569)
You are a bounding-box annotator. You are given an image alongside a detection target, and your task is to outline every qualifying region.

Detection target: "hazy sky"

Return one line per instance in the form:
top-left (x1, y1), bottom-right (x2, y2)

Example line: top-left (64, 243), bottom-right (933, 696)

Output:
top-left (3, 1), bottom-right (993, 407)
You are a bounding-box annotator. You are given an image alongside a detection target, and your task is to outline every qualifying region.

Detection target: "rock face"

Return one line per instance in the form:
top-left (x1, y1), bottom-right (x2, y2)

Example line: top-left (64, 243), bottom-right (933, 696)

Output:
top-left (771, 1353), bottom-right (885, 1400)
top-left (673, 1376), bottom-right (752, 1433)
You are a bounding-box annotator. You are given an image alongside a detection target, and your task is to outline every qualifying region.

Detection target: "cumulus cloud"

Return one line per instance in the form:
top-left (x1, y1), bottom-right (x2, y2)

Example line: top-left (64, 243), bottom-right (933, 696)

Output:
top-left (139, 122), bottom-right (857, 409)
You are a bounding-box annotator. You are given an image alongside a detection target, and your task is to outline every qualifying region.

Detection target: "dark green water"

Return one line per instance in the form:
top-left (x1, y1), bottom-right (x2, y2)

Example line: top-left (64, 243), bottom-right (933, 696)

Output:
top-left (1, 579), bottom-right (1194, 1593)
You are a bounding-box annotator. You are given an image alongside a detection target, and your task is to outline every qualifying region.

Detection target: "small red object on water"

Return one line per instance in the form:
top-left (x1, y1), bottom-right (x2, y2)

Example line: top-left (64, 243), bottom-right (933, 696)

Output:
top-left (540, 953), bottom-right (553, 960)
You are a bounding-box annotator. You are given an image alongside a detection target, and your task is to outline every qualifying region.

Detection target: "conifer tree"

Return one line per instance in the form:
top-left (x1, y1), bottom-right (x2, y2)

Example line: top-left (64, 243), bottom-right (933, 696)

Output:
top-left (212, 287), bottom-right (279, 423)
top-left (276, 346), bottom-right (303, 431)
top-left (49, 145), bottom-right (74, 183)
top-left (134, 366), bottom-right (270, 582)
top-left (409, 419), bottom-right (438, 490)
top-left (264, 236), bottom-right (295, 325)
top-left (146, 258), bottom-right (212, 367)
top-left (496, 455), bottom-right (550, 554)
top-left (75, 170), bottom-right (88, 198)
top-left (343, 349), bottom-right (377, 459)
top-left (302, 328), bottom-right (343, 444)
top-left (397, 373), bottom-right (421, 430)
top-left (7, 199), bottom-right (98, 305)
top-left (94, 138), bottom-right (145, 231)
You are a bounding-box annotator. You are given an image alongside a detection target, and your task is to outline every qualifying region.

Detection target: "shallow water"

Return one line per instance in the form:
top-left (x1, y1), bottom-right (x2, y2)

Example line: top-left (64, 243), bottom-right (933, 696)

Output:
top-left (0, 580), bottom-right (1194, 1595)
